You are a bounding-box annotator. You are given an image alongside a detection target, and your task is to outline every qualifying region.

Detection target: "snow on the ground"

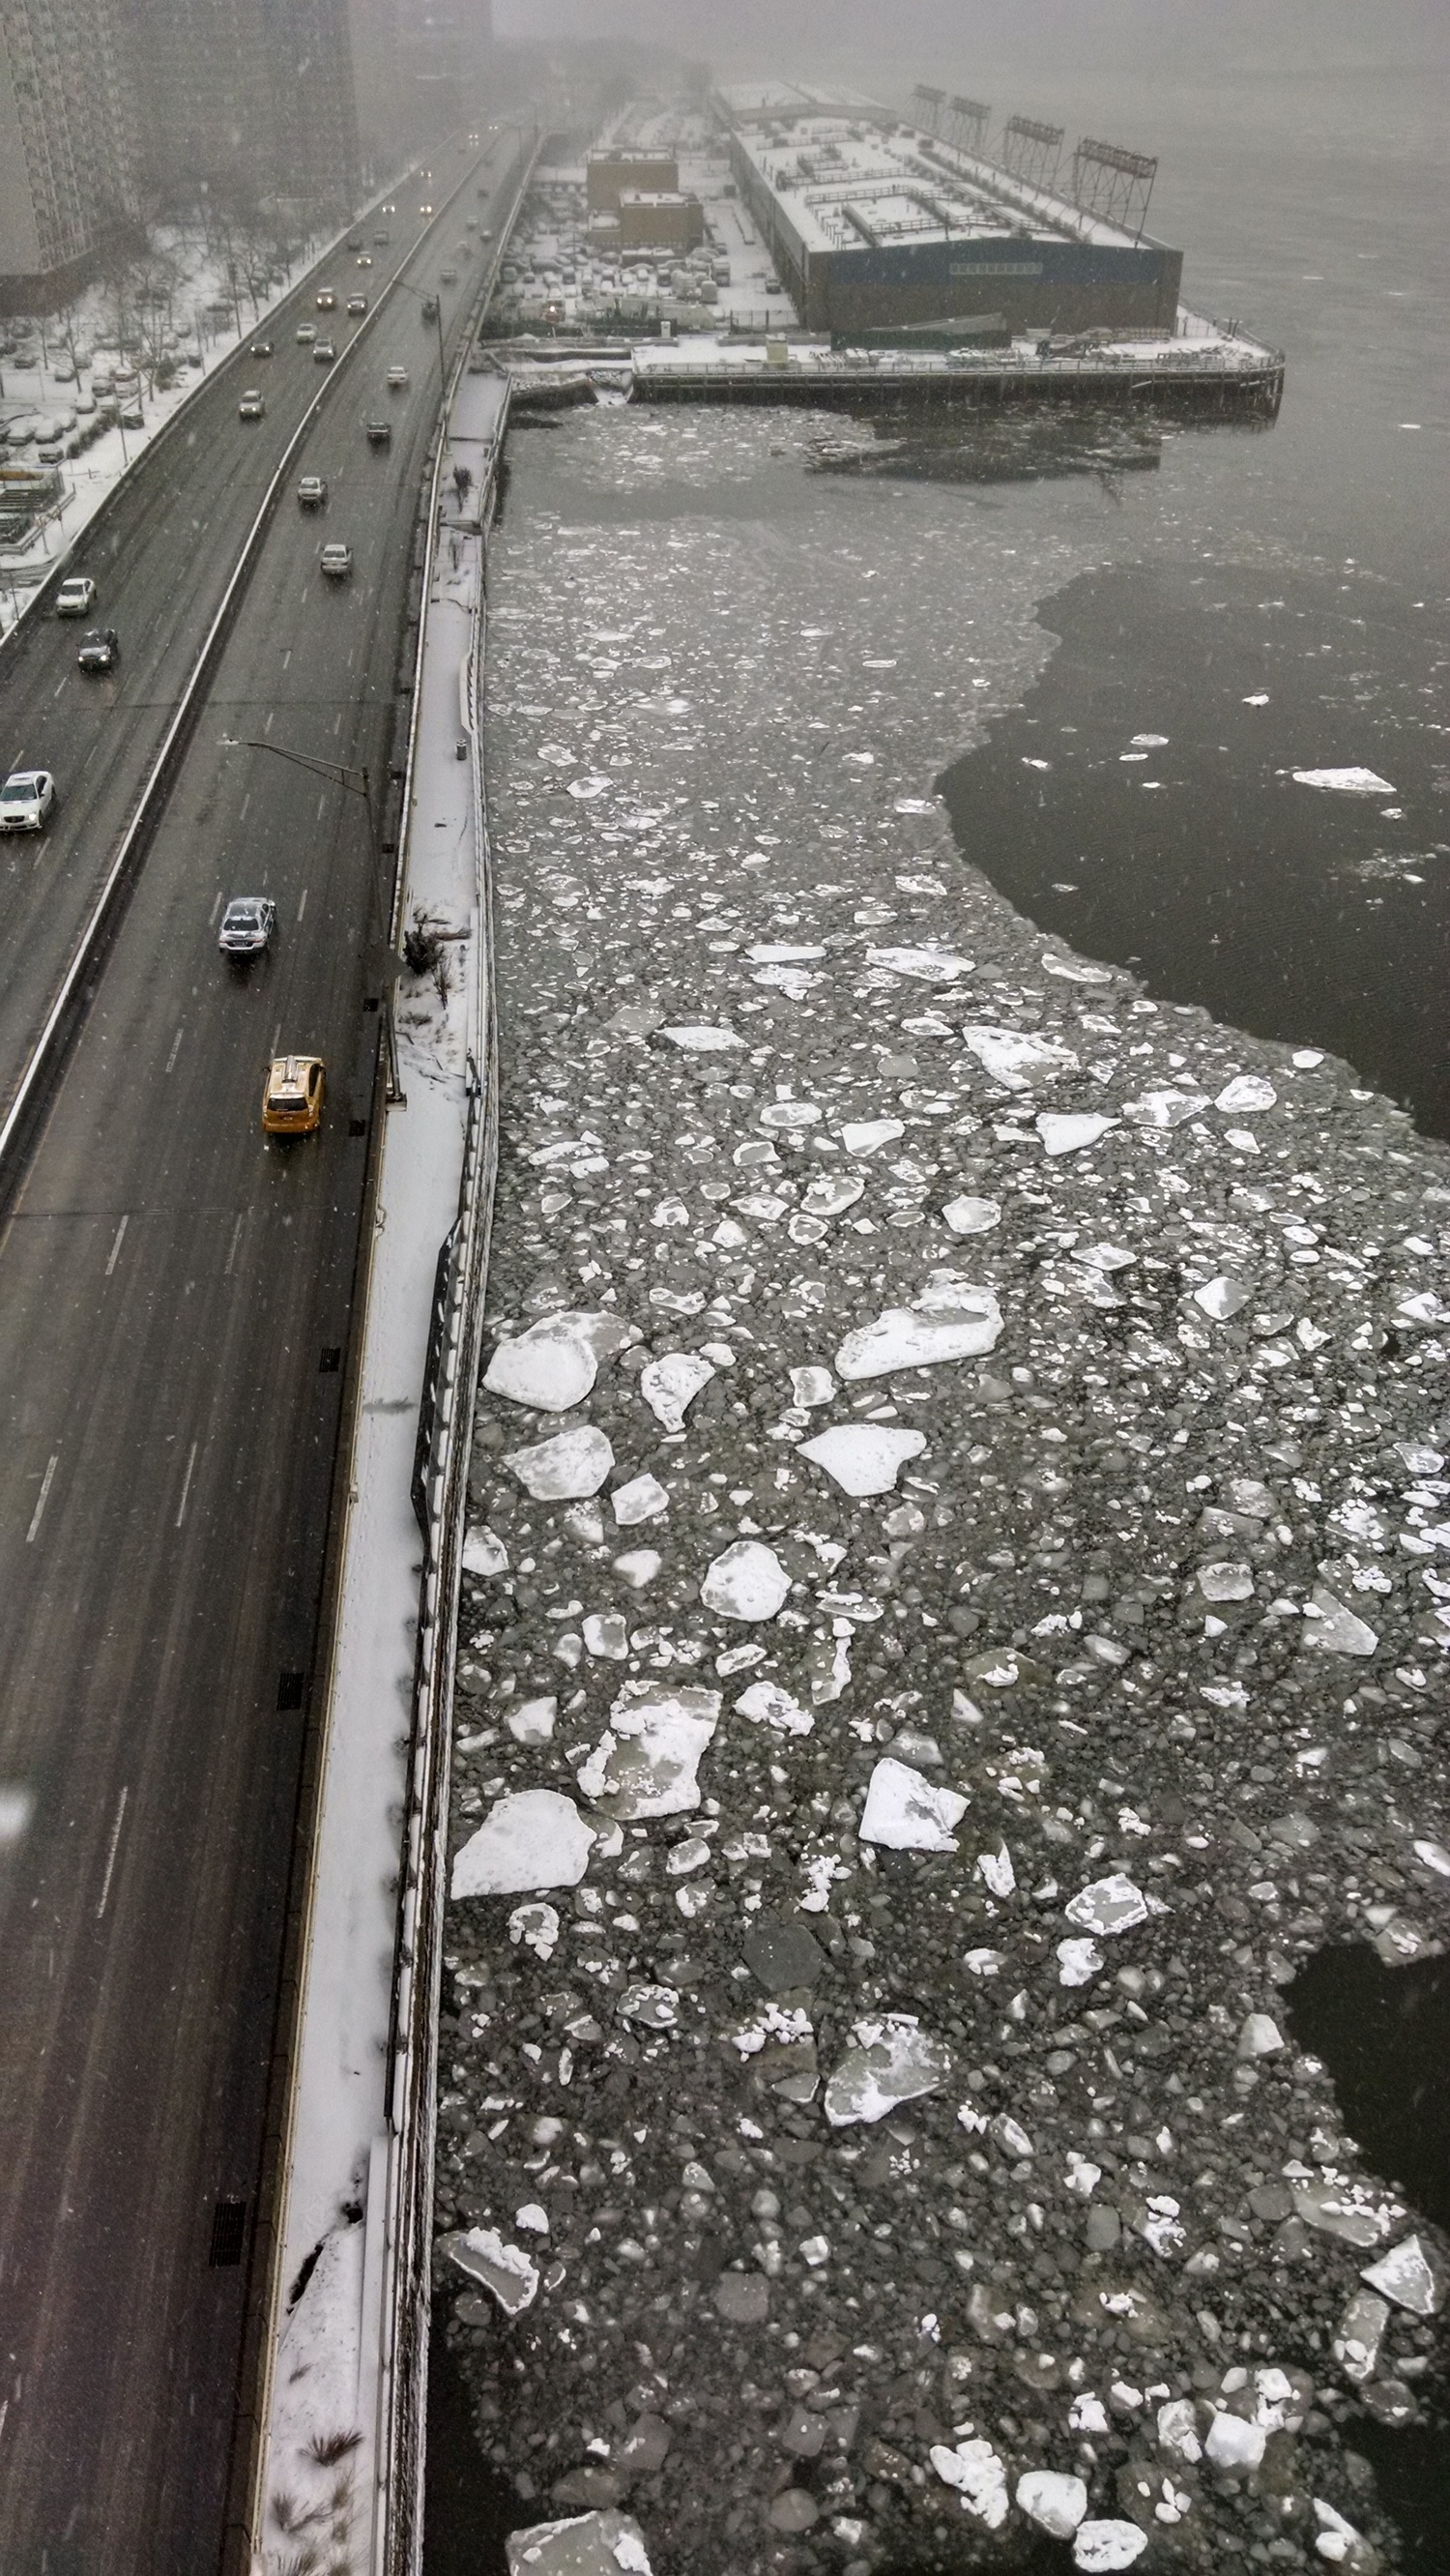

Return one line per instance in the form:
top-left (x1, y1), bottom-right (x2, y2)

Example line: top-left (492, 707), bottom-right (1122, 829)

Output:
top-left (434, 395), bottom-right (1450, 2576)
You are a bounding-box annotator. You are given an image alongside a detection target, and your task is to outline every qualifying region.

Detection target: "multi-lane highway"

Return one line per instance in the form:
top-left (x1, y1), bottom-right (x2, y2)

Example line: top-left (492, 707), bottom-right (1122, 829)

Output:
top-left (0, 129), bottom-right (522, 2576)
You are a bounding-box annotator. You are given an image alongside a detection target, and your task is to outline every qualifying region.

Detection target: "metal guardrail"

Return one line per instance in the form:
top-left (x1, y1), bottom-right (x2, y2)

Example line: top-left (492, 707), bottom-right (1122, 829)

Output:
top-left (0, 174), bottom-right (488, 1207)
top-left (364, 140), bottom-right (535, 2576)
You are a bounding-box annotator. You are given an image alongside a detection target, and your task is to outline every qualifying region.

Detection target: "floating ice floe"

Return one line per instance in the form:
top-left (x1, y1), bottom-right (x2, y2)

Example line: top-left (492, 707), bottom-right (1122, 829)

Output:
top-left (1413, 1838), bottom-right (1450, 1877)
top-left (1204, 2413), bottom-right (1265, 2471)
top-left (462, 1523), bottom-right (509, 1576)
top-left (1292, 766), bottom-right (1395, 794)
top-left (1122, 1088), bottom-right (1210, 1128)
top-left (1074, 2524), bottom-right (1147, 2572)
top-left (566, 773), bottom-right (611, 801)
top-left (798, 1423), bottom-right (927, 1496)
top-left (825, 2014), bottom-right (950, 2125)
top-left (1237, 2012), bottom-right (1285, 2059)
top-left (931, 2438), bottom-right (1008, 2526)
top-left (1215, 1073), bottom-right (1277, 1113)
top-left (660, 1024), bottom-right (743, 1051)
top-left (507, 1696), bottom-right (558, 1746)
top-left (836, 1286), bottom-right (1002, 1380)
top-left (1311, 2501), bottom-right (1368, 2568)
top-left (1292, 2178), bottom-right (1398, 2247)
top-left (702, 1539), bottom-right (791, 1620)
top-left (576, 1684), bottom-right (719, 1820)
top-left (1198, 1561), bottom-right (1255, 1602)
top-left (612, 1472), bottom-right (669, 1526)
top-left (942, 1193), bottom-right (1001, 1235)
top-left (1037, 1112), bottom-right (1116, 1156)
top-left (961, 1025), bottom-right (1079, 1090)
top-left (860, 1758), bottom-right (968, 1852)
top-left (484, 1309), bottom-right (638, 1411)
top-left (976, 1843), bottom-right (1016, 1896)
top-left (1301, 1588), bottom-right (1378, 1655)
top-left (1058, 1937), bottom-right (1104, 1987)
top-left (509, 1902), bottom-right (560, 1961)
top-left (1018, 2472), bottom-right (1088, 2537)
top-left (801, 1174), bottom-right (864, 1217)
top-left (893, 795), bottom-right (937, 814)
top-left (451, 1791), bottom-right (595, 1898)
top-left (867, 946), bottom-right (973, 983)
top-left (1064, 1875), bottom-right (1150, 1934)
top-left (442, 2226), bottom-right (539, 2317)
top-left (583, 1613), bottom-right (628, 1660)
top-left (505, 2510), bottom-right (653, 2576)
top-left (1193, 1275), bottom-right (1251, 1321)
top-left (735, 1679), bottom-right (814, 1737)
top-left (841, 1118), bottom-right (905, 1156)
top-left (790, 1364), bottom-right (835, 1406)
top-left (1361, 2233), bottom-right (1447, 2315)
top-left (1042, 953), bottom-right (1114, 984)
top-left (613, 1549), bottom-right (661, 1589)
top-left (639, 1350), bottom-right (714, 1432)
top-left (506, 1425), bottom-right (614, 1501)
top-left (1334, 2291), bottom-right (1390, 2384)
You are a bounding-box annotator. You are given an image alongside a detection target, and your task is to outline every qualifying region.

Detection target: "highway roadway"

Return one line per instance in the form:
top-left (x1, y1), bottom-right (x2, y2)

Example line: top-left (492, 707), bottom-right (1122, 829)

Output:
top-left (0, 128), bottom-right (524, 2576)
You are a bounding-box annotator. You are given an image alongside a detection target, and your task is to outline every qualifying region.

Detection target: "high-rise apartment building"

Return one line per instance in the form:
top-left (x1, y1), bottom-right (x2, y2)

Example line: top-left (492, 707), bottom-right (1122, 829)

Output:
top-left (0, 0), bottom-right (141, 300)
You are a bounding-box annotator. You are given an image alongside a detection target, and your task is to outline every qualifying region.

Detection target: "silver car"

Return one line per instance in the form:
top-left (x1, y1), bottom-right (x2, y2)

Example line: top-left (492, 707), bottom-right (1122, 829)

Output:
top-left (0, 769), bottom-right (56, 832)
top-left (218, 895), bottom-right (276, 956)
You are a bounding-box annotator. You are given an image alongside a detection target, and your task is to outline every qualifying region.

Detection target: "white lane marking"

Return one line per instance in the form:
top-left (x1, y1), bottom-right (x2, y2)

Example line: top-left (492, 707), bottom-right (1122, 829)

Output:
top-left (165, 1027), bottom-right (184, 1073)
top-left (209, 891), bottom-right (223, 924)
top-left (297, 888), bottom-right (307, 920)
top-left (224, 1213), bottom-right (245, 1276)
top-left (270, 1021), bottom-right (280, 1054)
top-left (26, 1452), bottom-right (59, 1543)
top-left (316, 791), bottom-right (327, 820)
top-left (175, 1440), bottom-right (199, 1529)
top-left (53, 678), bottom-right (67, 699)
top-left (282, 649), bottom-right (292, 669)
top-left (241, 791), bottom-right (250, 819)
top-left (333, 710), bottom-right (343, 735)
top-left (264, 710), bottom-right (275, 734)
top-left (97, 1785), bottom-right (130, 1919)
top-left (105, 1214), bottom-right (129, 1275)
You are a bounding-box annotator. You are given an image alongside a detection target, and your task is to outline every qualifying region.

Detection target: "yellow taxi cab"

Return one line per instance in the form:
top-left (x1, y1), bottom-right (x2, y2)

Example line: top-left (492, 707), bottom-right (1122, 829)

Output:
top-left (262, 1054), bottom-right (325, 1135)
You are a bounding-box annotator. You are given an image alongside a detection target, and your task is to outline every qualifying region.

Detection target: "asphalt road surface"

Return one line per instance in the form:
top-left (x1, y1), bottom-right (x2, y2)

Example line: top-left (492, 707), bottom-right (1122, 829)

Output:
top-left (0, 130), bottom-right (518, 2576)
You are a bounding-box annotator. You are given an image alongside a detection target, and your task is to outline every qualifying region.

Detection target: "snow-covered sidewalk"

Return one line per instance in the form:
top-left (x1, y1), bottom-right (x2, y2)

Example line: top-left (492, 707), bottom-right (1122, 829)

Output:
top-left (253, 360), bottom-right (508, 2567)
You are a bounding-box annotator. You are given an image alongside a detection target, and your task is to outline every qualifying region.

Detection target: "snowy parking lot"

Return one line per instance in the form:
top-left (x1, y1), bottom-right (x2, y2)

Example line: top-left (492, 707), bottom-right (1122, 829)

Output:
top-left (436, 400), bottom-right (1449, 2576)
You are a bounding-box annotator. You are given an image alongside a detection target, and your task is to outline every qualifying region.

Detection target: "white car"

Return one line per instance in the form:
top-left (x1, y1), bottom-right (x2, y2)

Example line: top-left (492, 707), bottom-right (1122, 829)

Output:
top-left (56, 575), bottom-right (96, 616)
top-left (0, 770), bottom-right (56, 833)
top-left (319, 542), bottom-right (353, 580)
top-left (386, 365), bottom-right (409, 390)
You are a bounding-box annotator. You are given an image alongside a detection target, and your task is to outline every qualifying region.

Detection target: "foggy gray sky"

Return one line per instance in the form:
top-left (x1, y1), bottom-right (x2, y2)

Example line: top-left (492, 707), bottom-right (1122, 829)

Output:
top-left (493, 0), bottom-right (1450, 84)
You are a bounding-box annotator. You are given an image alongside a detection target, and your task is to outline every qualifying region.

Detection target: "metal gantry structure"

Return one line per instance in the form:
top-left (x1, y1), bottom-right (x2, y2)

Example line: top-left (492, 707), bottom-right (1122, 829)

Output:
top-left (1071, 136), bottom-right (1159, 237)
top-left (1000, 114), bottom-right (1065, 190)
top-left (906, 82), bottom-right (1160, 239)
top-left (947, 95), bottom-right (992, 158)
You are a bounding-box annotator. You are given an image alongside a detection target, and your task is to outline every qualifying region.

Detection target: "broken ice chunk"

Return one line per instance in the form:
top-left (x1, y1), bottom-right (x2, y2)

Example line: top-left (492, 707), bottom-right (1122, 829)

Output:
top-left (841, 1118), bottom-right (905, 1156)
top-left (575, 1683), bottom-right (719, 1820)
top-left (508, 1901), bottom-right (560, 1961)
top-left (507, 1425), bottom-right (614, 1501)
top-left (507, 1696), bottom-right (559, 1746)
top-left (1073, 2524), bottom-right (1148, 2571)
top-left (1361, 2234), bottom-right (1447, 2316)
top-left (1017, 2472), bottom-right (1088, 2538)
top-left (1204, 2413), bottom-right (1266, 2471)
top-left (583, 1613), bottom-right (628, 1660)
top-left (451, 1791), bottom-right (596, 1897)
top-left (702, 1540), bottom-right (791, 1621)
top-left (1413, 1839), bottom-right (1450, 1878)
top-left (1156, 2398), bottom-right (1202, 2463)
top-left (790, 1365), bottom-right (835, 1407)
top-left (1064, 1875), bottom-right (1149, 1935)
top-left (930, 2438), bottom-right (1009, 2527)
top-left (961, 1025), bottom-right (1079, 1091)
top-left (860, 1758), bottom-right (967, 1852)
top-left (1334, 2291), bottom-right (1390, 2385)
top-left (1042, 954), bottom-right (1114, 985)
top-left (1311, 2501), bottom-right (1369, 2568)
top-left (462, 1523), bottom-right (509, 1576)
top-left (799, 1423), bottom-right (927, 1496)
top-left (1237, 2012), bottom-right (1285, 2059)
top-left (612, 1472), bottom-right (669, 1526)
top-left (867, 946), bottom-right (974, 983)
top-left (1058, 1937), bottom-right (1104, 1987)
top-left (735, 1679), bottom-right (814, 1737)
top-left (617, 1983), bottom-right (679, 2029)
top-left (1292, 2179), bottom-right (1397, 2247)
top-left (613, 1549), bottom-right (662, 1589)
top-left (639, 1350), bottom-right (715, 1432)
top-left (801, 1174), bottom-right (864, 1218)
top-left (505, 2510), bottom-right (654, 2576)
top-left (1037, 1112), bottom-right (1116, 1156)
top-left (942, 1194), bottom-right (1001, 1235)
top-left (442, 2227), bottom-right (539, 2317)
top-left (484, 1310), bottom-right (638, 1412)
top-left (836, 1289), bottom-right (1002, 1380)
top-left (1292, 767), bottom-right (1395, 794)
top-left (661, 1024), bottom-right (743, 1050)
top-left (1215, 1074), bottom-right (1278, 1113)
top-left (1122, 1088), bottom-right (1210, 1128)
top-left (825, 2014), bottom-right (950, 2125)
top-left (1193, 1276), bottom-right (1251, 1321)
top-left (1198, 1561), bottom-right (1255, 1602)
top-left (974, 1843), bottom-right (1016, 1896)
top-left (1301, 1588), bottom-right (1378, 1655)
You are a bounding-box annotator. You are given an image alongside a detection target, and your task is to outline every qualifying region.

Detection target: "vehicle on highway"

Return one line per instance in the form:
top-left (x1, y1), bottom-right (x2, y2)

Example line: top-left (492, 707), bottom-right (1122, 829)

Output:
top-left (346, 234), bottom-right (362, 251)
top-left (386, 365), bottom-right (409, 390)
top-left (238, 388), bottom-right (266, 419)
top-left (365, 418), bottom-right (392, 447)
top-left (319, 542), bottom-right (353, 580)
top-left (313, 341), bottom-right (336, 364)
top-left (354, 255), bottom-right (372, 269)
top-left (297, 475), bottom-right (328, 509)
top-left (316, 289), bottom-right (337, 311)
top-left (262, 1054), bottom-right (325, 1135)
top-left (421, 293), bottom-right (439, 320)
top-left (346, 293), bottom-right (367, 314)
top-left (440, 266), bottom-right (458, 284)
top-left (419, 201), bottom-right (433, 214)
top-left (250, 339), bottom-right (274, 358)
top-left (382, 200), bottom-right (396, 214)
top-left (373, 229), bottom-right (391, 245)
top-left (0, 769), bottom-right (56, 833)
top-left (218, 895), bottom-right (276, 958)
top-left (296, 322), bottom-right (317, 343)
top-left (55, 574), bottom-right (96, 616)
top-left (76, 627), bottom-right (120, 672)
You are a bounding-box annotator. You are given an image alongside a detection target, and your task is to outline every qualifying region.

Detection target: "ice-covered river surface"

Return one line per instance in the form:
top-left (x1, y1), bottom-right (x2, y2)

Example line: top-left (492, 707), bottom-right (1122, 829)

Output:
top-left (431, 78), bottom-right (1449, 2576)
